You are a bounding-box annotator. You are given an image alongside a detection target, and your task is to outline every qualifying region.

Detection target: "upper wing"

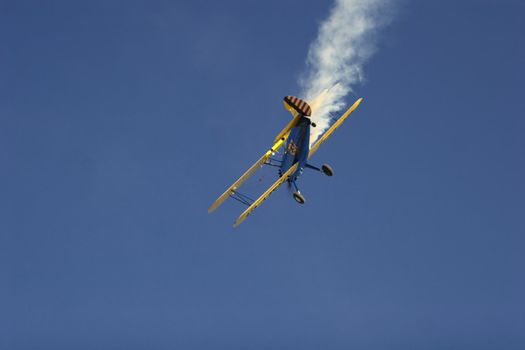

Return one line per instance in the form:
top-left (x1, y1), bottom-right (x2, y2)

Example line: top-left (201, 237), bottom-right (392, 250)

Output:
top-left (207, 136), bottom-right (287, 213)
top-left (309, 98), bottom-right (363, 158)
top-left (233, 163), bottom-right (298, 227)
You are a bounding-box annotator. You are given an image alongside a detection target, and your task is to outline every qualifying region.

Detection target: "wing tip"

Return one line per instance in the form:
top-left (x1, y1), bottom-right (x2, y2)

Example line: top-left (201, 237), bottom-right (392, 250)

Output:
top-left (208, 201), bottom-right (220, 213)
top-left (233, 218), bottom-right (243, 227)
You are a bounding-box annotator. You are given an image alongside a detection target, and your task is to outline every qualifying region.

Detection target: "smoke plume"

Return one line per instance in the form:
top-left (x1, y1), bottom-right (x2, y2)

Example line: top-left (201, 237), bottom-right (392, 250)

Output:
top-left (301, 0), bottom-right (393, 143)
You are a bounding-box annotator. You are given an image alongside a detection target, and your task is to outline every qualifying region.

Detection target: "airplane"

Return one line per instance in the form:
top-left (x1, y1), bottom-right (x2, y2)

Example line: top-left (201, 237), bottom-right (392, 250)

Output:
top-left (208, 94), bottom-right (363, 227)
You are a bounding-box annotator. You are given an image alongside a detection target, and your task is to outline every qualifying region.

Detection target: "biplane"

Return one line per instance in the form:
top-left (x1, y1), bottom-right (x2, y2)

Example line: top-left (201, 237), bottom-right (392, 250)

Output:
top-left (208, 95), bottom-right (363, 227)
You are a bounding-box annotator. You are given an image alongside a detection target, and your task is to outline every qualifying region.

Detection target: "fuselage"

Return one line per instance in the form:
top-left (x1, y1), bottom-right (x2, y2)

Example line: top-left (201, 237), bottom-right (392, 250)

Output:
top-left (279, 116), bottom-right (311, 182)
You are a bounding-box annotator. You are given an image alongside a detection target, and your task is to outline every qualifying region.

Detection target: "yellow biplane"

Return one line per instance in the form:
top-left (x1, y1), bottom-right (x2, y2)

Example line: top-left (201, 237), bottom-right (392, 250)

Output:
top-left (208, 95), bottom-right (363, 227)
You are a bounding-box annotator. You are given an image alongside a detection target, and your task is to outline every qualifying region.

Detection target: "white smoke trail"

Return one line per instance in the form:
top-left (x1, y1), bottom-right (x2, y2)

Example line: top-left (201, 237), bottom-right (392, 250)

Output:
top-left (301, 0), bottom-right (393, 143)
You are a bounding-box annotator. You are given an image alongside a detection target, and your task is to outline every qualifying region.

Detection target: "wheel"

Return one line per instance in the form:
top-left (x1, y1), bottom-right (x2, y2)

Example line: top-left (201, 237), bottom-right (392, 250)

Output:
top-left (322, 164), bottom-right (334, 176)
top-left (293, 192), bottom-right (306, 204)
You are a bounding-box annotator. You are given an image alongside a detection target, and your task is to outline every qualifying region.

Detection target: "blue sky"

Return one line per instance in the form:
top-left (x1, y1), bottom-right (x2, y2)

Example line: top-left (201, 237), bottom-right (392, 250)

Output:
top-left (1, 0), bottom-right (524, 348)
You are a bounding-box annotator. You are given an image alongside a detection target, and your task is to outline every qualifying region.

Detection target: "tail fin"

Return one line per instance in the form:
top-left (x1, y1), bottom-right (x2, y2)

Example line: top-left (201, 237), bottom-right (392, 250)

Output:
top-left (283, 96), bottom-right (312, 117)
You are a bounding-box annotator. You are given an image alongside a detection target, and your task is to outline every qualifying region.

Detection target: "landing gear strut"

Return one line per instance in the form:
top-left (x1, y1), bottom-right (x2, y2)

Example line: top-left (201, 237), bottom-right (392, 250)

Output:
top-left (291, 180), bottom-right (306, 204)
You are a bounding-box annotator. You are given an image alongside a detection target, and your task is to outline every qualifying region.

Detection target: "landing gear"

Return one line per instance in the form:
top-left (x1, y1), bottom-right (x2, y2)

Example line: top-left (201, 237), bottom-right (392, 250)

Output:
top-left (293, 191), bottom-right (306, 204)
top-left (291, 181), bottom-right (306, 204)
top-left (305, 163), bottom-right (334, 176)
top-left (321, 164), bottom-right (334, 176)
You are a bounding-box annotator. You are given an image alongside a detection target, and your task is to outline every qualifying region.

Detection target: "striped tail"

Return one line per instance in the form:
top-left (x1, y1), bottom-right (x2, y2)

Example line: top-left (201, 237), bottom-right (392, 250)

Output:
top-left (283, 96), bottom-right (312, 117)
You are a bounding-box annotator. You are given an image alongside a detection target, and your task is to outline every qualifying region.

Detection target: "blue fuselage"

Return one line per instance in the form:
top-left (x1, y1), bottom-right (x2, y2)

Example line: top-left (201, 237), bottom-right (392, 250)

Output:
top-left (280, 116), bottom-right (311, 182)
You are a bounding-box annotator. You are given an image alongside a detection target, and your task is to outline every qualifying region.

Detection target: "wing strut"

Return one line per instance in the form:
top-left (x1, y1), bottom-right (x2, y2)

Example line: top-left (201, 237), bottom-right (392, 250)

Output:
top-left (208, 137), bottom-right (287, 213)
top-left (233, 163), bottom-right (298, 227)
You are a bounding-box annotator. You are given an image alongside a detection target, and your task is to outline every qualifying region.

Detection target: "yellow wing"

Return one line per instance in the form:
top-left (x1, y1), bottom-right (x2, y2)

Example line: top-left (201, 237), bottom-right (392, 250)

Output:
top-left (309, 98), bottom-right (363, 158)
top-left (233, 163), bottom-right (298, 227)
top-left (207, 137), bottom-right (287, 213)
